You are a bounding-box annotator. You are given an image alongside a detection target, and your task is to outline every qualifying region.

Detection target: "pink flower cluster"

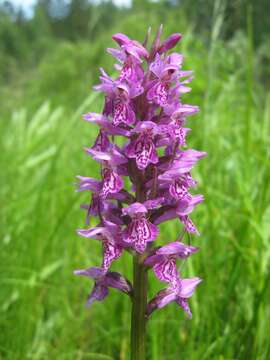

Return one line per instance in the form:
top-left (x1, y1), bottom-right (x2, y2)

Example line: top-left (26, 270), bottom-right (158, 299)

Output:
top-left (75, 28), bottom-right (206, 318)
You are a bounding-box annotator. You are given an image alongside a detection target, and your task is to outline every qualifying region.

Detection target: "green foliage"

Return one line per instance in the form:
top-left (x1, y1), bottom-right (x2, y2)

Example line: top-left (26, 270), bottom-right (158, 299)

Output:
top-left (0, 2), bottom-right (270, 360)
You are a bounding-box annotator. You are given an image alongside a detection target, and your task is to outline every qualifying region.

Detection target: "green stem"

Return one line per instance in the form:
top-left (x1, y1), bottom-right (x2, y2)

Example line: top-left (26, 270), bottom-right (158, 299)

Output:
top-left (130, 254), bottom-right (147, 360)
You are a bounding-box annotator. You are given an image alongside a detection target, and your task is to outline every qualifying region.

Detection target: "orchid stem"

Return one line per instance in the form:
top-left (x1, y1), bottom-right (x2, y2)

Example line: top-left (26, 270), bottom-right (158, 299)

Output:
top-left (130, 254), bottom-right (147, 360)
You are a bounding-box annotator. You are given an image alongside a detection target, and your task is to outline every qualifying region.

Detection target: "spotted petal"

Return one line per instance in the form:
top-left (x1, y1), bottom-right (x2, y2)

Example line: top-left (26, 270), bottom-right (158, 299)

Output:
top-left (147, 81), bottom-right (169, 107)
top-left (153, 257), bottom-right (179, 285)
top-left (102, 238), bottom-right (123, 272)
top-left (100, 168), bottom-right (124, 198)
top-left (123, 218), bottom-right (159, 253)
top-left (126, 134), bottom-right (158, 170)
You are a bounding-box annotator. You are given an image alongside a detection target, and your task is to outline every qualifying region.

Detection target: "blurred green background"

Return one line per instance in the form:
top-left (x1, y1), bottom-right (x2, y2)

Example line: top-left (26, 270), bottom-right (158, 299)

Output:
top-left (0, 0), bottom-right (270, 359)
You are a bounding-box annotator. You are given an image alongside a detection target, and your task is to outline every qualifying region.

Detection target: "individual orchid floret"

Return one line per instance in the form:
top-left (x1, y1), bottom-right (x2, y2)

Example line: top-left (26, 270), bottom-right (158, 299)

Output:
top-left (74, 266), bottom-right (132, 306)
top-left (107, 45), bottom-right (145, 82)
top-left (76, 176), bottom-right (101, 193)
top-left (122, 202), bottom-right (159, 253)
top-left (85, 144), bottom-right (127, 168)
top-left (159, 149), bottom-right (207, 178)
top-left (126, 121), bottom-right (159, 170)
top-left (83, 112), bottom-right (131, 137)
top-left (147, 53), bottom-right (180, 106)
top-left (93, 71), bottom-right (143, 127)
top-left (76, 166), bottom-right (124, 200)
top-left (144, 242), bottom-right (198, 287)
top-left (152, 194), bottom-right (204, 226)
top-left (77, 221), bottom-right (123, 272)
top-left (112, 33), bottom-right (149, 62)
top-left (112, 84), bottom-right (137, 126)
top-left (147, 277), bottom-right (202, 318)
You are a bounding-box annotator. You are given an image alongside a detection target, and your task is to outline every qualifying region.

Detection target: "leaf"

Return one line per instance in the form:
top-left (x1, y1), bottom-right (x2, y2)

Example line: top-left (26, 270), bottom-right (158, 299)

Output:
top-left (39, 260), bottom-right (63, 281)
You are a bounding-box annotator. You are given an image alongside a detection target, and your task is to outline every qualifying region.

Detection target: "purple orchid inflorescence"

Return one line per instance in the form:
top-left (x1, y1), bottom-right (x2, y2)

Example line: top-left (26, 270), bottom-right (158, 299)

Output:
top-left (75, 27), bottom-right (206, 319)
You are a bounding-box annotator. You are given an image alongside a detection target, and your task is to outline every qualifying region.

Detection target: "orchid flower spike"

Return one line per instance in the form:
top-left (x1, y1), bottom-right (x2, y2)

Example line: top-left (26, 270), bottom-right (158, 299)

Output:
top-left (74, 27), bottom-right (206, 348)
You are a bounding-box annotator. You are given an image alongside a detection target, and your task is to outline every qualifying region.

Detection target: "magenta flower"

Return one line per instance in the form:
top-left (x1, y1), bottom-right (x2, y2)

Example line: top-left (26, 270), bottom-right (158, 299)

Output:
top-left (74, 27), bottom-right (206, 359)
top-left (122, 202), bottom-right (159, 253)
top-left (77, 220), bottom-right (123, 272)
top-left (147, 277), bottom-right (202, 318)
top-left (74, 266), bottom-right (132, 306)
top-left (144, 242), bottom-right (198, 287)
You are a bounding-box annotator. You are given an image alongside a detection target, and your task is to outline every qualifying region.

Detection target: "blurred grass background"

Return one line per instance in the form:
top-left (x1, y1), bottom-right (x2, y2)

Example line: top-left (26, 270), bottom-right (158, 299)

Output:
top-left (0, 0), bottom-right (270, 359)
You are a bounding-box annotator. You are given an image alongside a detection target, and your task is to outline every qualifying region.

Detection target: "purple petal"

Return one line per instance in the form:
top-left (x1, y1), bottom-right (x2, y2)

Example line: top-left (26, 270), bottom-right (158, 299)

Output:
top-left (113, 101), bottom-right (135, 126)
top-left (85, 147), bottom-right (127, 167)
top-left (147, 81), bottom-right (169, 107)
top-left (122, 202), bottom-right (147, 217)
top-left (100, 168), bottom-right (124, 198)
top-left (180, 149), bottom-right (207, 161)
top-left (176, 194), bottom-right (204, 216)
top-left (107, 47), bottom-right (126, 62)
top-left (144, 197), bottom-right (164, 210)
top-left (179, 277), bottom-right (202, 298)
top-left (169, 181), bottom-right (188, 200)
top-left (91, 130), bottom-right (110, 152)
top-left (76, 176), bottom-right (101, 192)
top-left (74, 266), bottom-right (104, 279)
top-left (123, 218), bottom-right (159, 253)
top-left (144, 254), bottom-right (164, 267)
top-left (103, 219), bottom-right (121, 235)
top-left (147, 288), bottom-right (177, 317)
top-left (102, 239), bottom-right (122, 272)
top-left (149, 53), bottom-right (164, 78)
top-left (126, 134), bottom-right (158, 170)
top-left (83, 112), bottom-right (130, 137)
top-left (86, 284), bottom-right (109, 306)
top-left (172, 104), bottom-right (199, 119)
top-left (159, 33), bottom-right (182, 54)
top-left (112, 33), bottom-right (130, 46)
top-left (153, 208), bottom-right (178, 225)
top-left (77, 226), bottom-right (105, 240)
top-left (85, 148), bottom-right (111, 162)
top-left (179, 216), bottom-right (199, 234)
top-left (175, 297), bottom-right (192, 318)
top-left (104, 272), bottom-right (132, 295)
top-left (156, 242), bottom-right (198, 258)
top-left (167, 52), bottom-right (184, 67)
top-left (153, 257), bottom-right (178, 285)
top-left (132, 121), bottom-right (157, 134)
